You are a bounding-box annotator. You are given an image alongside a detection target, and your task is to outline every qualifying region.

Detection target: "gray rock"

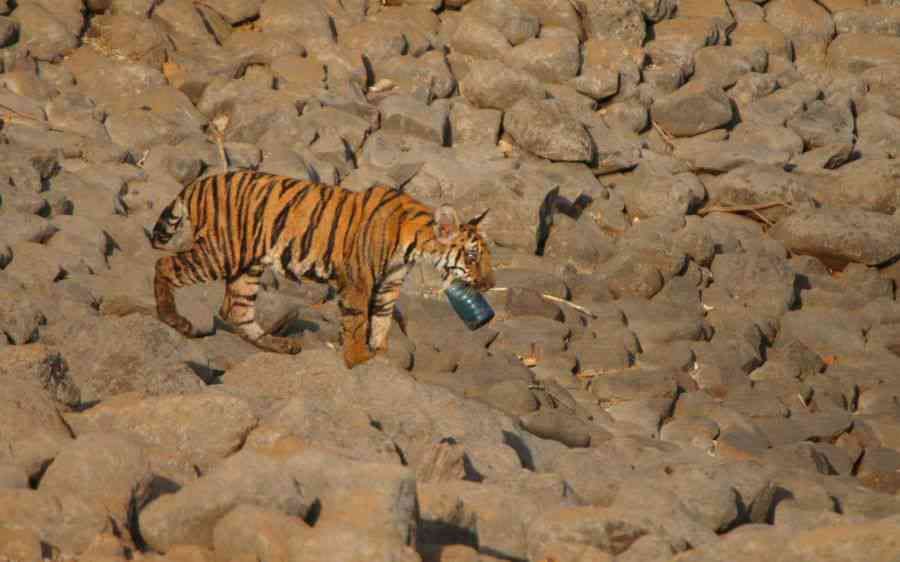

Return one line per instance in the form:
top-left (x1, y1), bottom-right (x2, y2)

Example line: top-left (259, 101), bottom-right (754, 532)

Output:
top-left (464, 0), bottom-right (540, 45)
top-left (11, 3), bottom-right (79, 62)
top-left (704, 164), bottom-right (816, 221)
top-left (379, 94), bottom-right (448, 145)
top-left (574, 66), bottom-right (620, 101)
top-left (857, 110), bottom-right (900, 159)
top-left (450, 101), bottom-right (501, 147)
top-left (692, 46), bottom-right (757, 89)
top-left (0, 344), bottom-right (78, 407)
top-left (0, 489), bottom-right (111, 556)
top-left (459, 58), bottom-right (546, 110)
top-left (450, 17), bottom-right (511, 59)
top-left (341, 20), bottom-right (407, 66)
top-left (520, 409), bottom-right (592, 447)
top-left (672, 139), bottom-right (792, 173)
top-left (65, 389), bottom-right (257, 473)
top-left (651, 81), bottom-right (733, 137)
top-left (770, 208), bottom-right (900, 268)
top-left (779, 308), bottom-right (867, 358)
top-left (259, 0), bottom-right (333, 40)
top-left (804, 159), bottom-right (900, 214)
top-left (739, 80), bottom-right (821, 126)
top-left (827, 33), bottom-right (900, 75)
top-left (138, 448), bottom-right (315, 552)
top-left (504, 97), bottom-right (594, 162)
top-left (0, 463), bottom-right (27, 489)
top-left (40, 432), bottom-right (152, 529)
top-left (786, 99), bottom-right (855, 149)
top-left (730, 122), bottom-right (805, 158)
top-left (621, 169), bottom-right (706, 218)
top-left (730, 73), bottom-right (779, 111)
top-left (0, 15), bottom-right (17, 47)
top-left (580, 0), bottom-right (647, 47)
top-left (504, 33), bottom-right (581, 83)
top-left (585, 119), bottom-right (642, 174)
top-left (213, 504), bottom-right (311, 562)
top-left (765, 0), bottom-right (835, 45)
top-left (63, 48), bottom-right (167, 107)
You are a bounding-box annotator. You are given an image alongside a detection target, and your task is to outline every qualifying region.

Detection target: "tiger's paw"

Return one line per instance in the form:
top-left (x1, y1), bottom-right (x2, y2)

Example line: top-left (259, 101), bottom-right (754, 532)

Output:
top-left (160, 313), bottom-right (200, 338)
top-left (251, 335), bottom-right (303, 355)
top-left (343, 342), bottom-right (374, 369)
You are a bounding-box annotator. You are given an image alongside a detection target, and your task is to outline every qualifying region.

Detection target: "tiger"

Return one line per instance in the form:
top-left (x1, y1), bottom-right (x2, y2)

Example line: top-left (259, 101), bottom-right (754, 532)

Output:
top-left (149, 171), bottom-right (495, 368)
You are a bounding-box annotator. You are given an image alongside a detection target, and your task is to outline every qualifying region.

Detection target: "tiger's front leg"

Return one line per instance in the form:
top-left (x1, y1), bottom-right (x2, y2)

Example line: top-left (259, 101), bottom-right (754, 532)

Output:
top-left (221, 265), bottom-right (303, 354)
top-left (155, 249), bottom-right (215, 338)
top-left (338, 285), bottom-right (374, 369)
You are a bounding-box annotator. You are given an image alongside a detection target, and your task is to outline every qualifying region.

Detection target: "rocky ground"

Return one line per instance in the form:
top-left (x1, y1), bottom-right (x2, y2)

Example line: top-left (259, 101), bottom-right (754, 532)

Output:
top-left (1, 0), bottom-right (900, 560)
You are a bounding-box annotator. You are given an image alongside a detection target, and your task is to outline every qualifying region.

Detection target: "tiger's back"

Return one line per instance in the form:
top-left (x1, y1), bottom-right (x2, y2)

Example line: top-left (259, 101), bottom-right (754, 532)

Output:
top-left (153, 171), bottom-right (438, 282)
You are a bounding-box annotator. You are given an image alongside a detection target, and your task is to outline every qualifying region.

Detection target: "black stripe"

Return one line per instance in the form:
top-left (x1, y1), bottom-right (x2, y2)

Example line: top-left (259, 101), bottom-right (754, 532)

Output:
top-left (299, 187), bottom-right (335, 263)
top-left (321, 190), bottom-right (349, 267)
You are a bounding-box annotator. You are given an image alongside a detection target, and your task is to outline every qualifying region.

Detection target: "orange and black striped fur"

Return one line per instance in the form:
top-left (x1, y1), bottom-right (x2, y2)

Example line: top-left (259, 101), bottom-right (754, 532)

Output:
top-left (150, 171), bottom-right (495, 368)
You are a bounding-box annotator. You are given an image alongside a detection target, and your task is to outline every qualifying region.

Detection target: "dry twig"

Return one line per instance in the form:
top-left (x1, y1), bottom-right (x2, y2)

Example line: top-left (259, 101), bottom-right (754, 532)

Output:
top-left (487, 287), bottom-right (598, 319)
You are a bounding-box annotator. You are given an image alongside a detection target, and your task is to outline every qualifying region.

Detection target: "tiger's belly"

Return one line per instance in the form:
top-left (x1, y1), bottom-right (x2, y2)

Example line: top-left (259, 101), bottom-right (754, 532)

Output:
top-left (264, 247), bottom-right (336, 286)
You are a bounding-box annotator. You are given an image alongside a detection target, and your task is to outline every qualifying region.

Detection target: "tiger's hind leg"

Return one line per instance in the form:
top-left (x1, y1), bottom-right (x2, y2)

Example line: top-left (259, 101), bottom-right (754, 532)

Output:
top-left (154, 247), bottom-right (218, 338)
top-left (221, 265), bottom-right (303, 354)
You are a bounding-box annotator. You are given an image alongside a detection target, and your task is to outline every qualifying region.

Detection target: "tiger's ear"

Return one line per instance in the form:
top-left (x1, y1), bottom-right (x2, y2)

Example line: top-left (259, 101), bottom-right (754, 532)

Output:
top-left (468, 209), bottom-right (489, 227)
top-left (433, 205), bottom-right (461, 245)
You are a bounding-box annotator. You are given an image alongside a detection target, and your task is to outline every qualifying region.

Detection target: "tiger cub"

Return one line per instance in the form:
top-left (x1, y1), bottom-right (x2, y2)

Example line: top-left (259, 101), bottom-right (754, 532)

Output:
top-left (149, 171), bottom-right (495, 368)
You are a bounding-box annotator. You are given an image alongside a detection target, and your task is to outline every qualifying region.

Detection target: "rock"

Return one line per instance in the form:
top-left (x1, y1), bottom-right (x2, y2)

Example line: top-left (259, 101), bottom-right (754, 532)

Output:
top-left (213, 504), bottom-right (312, 562)
top-left (525, 505), bottom-right (649, 559)
top-left (764, 0), bottom-right (835, 45)
top-left (834, 7), bottom-right (900, 36)
top-left (621, 169), bottom-right (706, 218)
top-left (259, 0), bottom-right (333, 40)
top-left (54, 314), bottom-right (209, 402)
top-left (579, 0), bottom-right (647, 47)
top-left (459, 58), bottom-right (546, 110)
top-left (0, 527), bottom-right (43, 562)
top-left (0, 343), bottom-right (79, 406)
top-left (11, 3), bottom-right (79, 61)
top-left (503, 97), bottom-right (594, 162)
top-left (703, 164), bottom-right (816, 222)
top-left (503, 33), bottom-right (581, 83)
top-left (63, 48), bottom-right (167, 107)
top-left (39, 432), bottom-right (152, 528)
top-left (770, 208), bottom-right (900, 268)
top-left (465, 0), bottom-right (540, 45)
top-left (783, 515), bottom-right (900, 562)
top-left (450, 17), bottom-right (511, 59)
top-left (786, 99), bottom-right (855, 149)
top-left (0, 489), bottom-right (111, 555)
top-left (857, 110), bottom-right (900, 159)
top-left (450, 101), bottom-right (502, 146)
top-left (730, 123), bottom-right (804, 158)
top-left (672, 139), bottom-right (791, 173)
top-left (519, 409), bottom-right (592, 447)
top-left (64, 390), bottom-right (257, 473)
top-left (802, 158), bottom-right (900, 213)
top-left (827, 33), bottom-right (900, 74)
top-left (287, 523), bottom-right (420, 562)
top-left (138, 448), bottom-right (314, 552)
top-left (379, 94), bottom-right (449, 145)
top-left (651, 81), bottom-right (733, 137)
top-left (574, 66), bottom-right (620, 100)
top-left (692, 46), bottom-right (758, 89)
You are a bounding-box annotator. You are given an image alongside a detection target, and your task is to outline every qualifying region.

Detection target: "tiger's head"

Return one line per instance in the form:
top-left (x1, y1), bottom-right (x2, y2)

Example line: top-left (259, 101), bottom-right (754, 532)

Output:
top-left (432, 205), bottom-right (495, 292)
